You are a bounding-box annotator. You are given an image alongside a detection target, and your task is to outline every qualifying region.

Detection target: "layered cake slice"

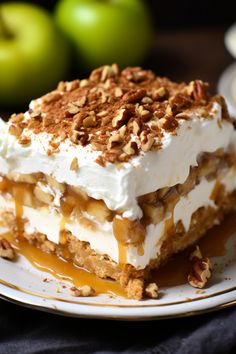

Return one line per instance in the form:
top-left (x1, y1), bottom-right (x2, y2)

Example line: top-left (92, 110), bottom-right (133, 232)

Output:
top-left (1, 64), bottom-right (236, 299)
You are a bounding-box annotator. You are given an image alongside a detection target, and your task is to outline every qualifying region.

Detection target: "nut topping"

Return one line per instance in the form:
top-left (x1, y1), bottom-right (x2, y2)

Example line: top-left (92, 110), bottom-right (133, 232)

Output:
top-left (13, 64), bottom-right (225, 164)
top-left (123, 89), bottom-right (146, 103)
top-left (82, 113), bottom-right (97, 128)
top-left (8, 124), bottom-right (23, 137)
top-left (123, 141), bottom-right (138, 155)
top-left (74, 96), bottom-right (87, 107)
top-left (107, 133), bottom-right (122, 149)
top-left (152, 87), bottom-right (167, 100)
top-left (10, 113), bottom-right (24, 123)
top-left (132, 120), bottom-right (141, 135)
top-left (187, 246), bottom-right (212, 289)
top-left (145, 283), bottom-right (159, 299)
top-left (67, 103), bottom-right (80, 115)
top-left (65, 80), bottom-right (80, 92)
top-left (42, 91), bottom-right (61, 103)
top-left (114, 87), bottom-right (123, 98)
top-left (70, 157), bottom-right (79, 171)
top-left (0, 238), bottom-right (15, 260)
top-left (112, 108), bottom-right (130, 128)
top-left (18, 135), bottom-right (31, 145)
top-left (79, 79), bottom-right (89, 88)
top-left (69, 285), bottom-right (95, 297)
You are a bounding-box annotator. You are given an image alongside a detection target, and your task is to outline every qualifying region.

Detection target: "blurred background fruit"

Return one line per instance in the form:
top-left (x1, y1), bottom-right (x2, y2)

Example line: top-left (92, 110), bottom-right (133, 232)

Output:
top-left (0, 2), bottom-right (70, 107)
top-left (54, 0), bottom-right (153, 73)
top-left (0, 0), bottom-right (236, 110)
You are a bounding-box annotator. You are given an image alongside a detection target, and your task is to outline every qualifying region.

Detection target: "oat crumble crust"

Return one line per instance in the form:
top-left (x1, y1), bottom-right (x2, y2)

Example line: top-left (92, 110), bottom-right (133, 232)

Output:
top-left (9, 64), bottom-right (231, 164)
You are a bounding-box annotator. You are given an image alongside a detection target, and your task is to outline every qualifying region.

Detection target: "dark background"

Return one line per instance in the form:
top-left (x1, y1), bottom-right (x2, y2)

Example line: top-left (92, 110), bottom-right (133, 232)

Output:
top-left (9, 0), bottom-right (236, 29)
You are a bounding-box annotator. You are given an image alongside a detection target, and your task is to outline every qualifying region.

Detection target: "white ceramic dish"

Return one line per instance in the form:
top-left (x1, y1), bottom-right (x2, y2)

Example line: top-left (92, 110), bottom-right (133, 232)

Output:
top-left (218, 62), bottom-right (236, 118)
top-left (1, 224), bottom-right (236, 320)
top-left (225, 23), bottom-right (236, 59)
top-left (218, 23), bottom-right (236, 118)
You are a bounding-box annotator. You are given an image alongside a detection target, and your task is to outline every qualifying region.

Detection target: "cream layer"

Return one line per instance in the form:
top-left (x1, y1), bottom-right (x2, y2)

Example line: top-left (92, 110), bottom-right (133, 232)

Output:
top-left (1, 168), bottom-right (235, 269)
top-left (0, 102), bottom-right (235, 220)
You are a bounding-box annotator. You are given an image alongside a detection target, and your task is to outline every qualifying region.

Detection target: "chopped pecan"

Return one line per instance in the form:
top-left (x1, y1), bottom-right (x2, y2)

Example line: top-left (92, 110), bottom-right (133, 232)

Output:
top-left (161, 116), bottom-right (179, 132)
top-left (152, 87), bottom-right (168, 100)
top-left (72, 112), bottom-right (87, 130)
top-left (70, 157), bottom-right (79, 171)
top-left (42, 91), bottom-right (61, 103)
top-left (30, 108), bottom-right (42, 119)
top-left (141, 96), bottom-right (153, 104)
top-left (169, 94), bottom-right (191, 115)
top-left (145, 283), bottom-right (159, 299)
top-left (90, 64), bottom-right (119, 82)
top-left (65, 80), bottom-right (80, 92)
top-left (140, 131), bottom-right (155, 151)
top-left (67, 103), bottom-right (80, 115)
top-left (10, 113), bottom-right (24, 123)
top-left (8, 124), bottom-right (23, 137)
top-left (118, 125), bottom-right (126, 138)
top-left (122, 141), bottom-right (138, 155)
top-left (18, 135), bottom-right (31, 145)
top-left (123, 89), bottom-right (146, 103)
top-left (57, 81), bottom-right (66, 91)
top-left (114, 87), bottom-right (123, 98)
top-left (137, 105), bottom-right (152, 122)
top-left (187, 80), bottom-right (208, 101)
top-left (187, 246), bottom-right (212, 289)
top-left (140, 133), bottom-right (155, 152)
top-left (70, 130), bottom-right (89, 145)
top-left (107, 133), bottom-right (122, 150)
top-left (97, 110), bottom-right (108, 118)
top-left (0, 238), bottom-right (15, 260)
top-left (79, 79), bottom-right (89, 88)
top-left (70, 285), bottom-right (95, 297)
top-left (112, 108), bottom-right (130, 128)
top-left (132, 120), bottom-right (141, 135)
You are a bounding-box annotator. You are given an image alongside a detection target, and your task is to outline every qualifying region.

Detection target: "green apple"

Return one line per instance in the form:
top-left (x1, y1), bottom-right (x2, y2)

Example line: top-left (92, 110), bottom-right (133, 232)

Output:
top-left (55, 0), bottom-right (153, 71)
top-left (0, 2), bottom-right (70, 107)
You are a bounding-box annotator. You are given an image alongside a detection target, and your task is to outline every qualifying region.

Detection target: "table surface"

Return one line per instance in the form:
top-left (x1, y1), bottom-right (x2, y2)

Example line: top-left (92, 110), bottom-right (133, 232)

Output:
top-left (1, 26), bottom-right (236, 354)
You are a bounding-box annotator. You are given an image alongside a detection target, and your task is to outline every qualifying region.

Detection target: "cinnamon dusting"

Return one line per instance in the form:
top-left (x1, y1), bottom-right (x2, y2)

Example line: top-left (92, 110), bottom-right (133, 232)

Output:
top-left (9, 64), bottom-right (231, 164)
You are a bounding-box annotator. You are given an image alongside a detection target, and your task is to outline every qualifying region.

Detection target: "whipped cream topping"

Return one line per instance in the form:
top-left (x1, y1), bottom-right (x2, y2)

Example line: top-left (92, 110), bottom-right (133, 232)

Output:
top-left (0, 102), bottom-right (235, 220)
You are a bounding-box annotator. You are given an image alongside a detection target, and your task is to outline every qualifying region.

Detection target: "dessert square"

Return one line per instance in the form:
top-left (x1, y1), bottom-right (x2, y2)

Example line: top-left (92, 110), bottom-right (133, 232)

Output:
top-left (1, 64), bottom-right (236, 299)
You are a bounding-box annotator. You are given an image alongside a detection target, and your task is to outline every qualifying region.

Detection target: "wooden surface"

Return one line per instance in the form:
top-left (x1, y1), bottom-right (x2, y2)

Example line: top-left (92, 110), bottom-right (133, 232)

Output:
top-left (0, 26), bottom-right (234, 120)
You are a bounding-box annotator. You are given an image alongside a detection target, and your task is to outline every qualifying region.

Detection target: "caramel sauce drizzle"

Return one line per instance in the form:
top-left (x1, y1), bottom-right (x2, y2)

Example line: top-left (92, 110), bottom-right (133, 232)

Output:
top-left (151, 212), bottom-right (236, 287)
top-left (164, 216), bottom-right (174, 236)
top-left (118, 242), bottom-right (126, 266)
top-left (2, 231), bottom-right (126, 297)
top-left (1, 176), bottom-right (236, 296)
top-left (137, 244), bottom-right (144, 256)
top-left (0, 177), bottom-right (126, 297)
top-left (13, 187), bottom-right (24, 237)
top-left (210, 180), bottom-right (222, 201)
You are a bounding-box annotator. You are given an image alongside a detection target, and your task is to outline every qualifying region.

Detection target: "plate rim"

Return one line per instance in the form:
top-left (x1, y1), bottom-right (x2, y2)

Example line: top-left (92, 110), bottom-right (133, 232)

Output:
top-left (1, 274), bottom-right (236, 320)
top-left (1, 287), bottom-right (236, 321)
top-left (225, 23), bottom-right (236, 59)
top-left (218, 61), bottom-right (236, 117)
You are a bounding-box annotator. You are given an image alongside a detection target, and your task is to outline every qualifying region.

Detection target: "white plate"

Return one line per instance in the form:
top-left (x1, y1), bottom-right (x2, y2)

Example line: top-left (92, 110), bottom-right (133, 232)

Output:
top-left (1, 226), bottom-right (236, 320)
top-left (218, 62), bottom-right (236, 118)
top-left (225, 23), bottom-right (236, 59)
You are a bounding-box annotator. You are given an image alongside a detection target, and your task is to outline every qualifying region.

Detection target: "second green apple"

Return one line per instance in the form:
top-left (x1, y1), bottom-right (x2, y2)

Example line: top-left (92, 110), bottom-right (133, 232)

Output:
top-left (55, 0), bottom-right (153, 71)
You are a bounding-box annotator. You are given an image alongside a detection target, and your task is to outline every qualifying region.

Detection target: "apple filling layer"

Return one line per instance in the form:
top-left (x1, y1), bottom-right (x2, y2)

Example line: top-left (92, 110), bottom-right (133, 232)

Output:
top-left (1, 147), bottom-right (236, 300)
top-left (0, 148), bottom-right (236, 250)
